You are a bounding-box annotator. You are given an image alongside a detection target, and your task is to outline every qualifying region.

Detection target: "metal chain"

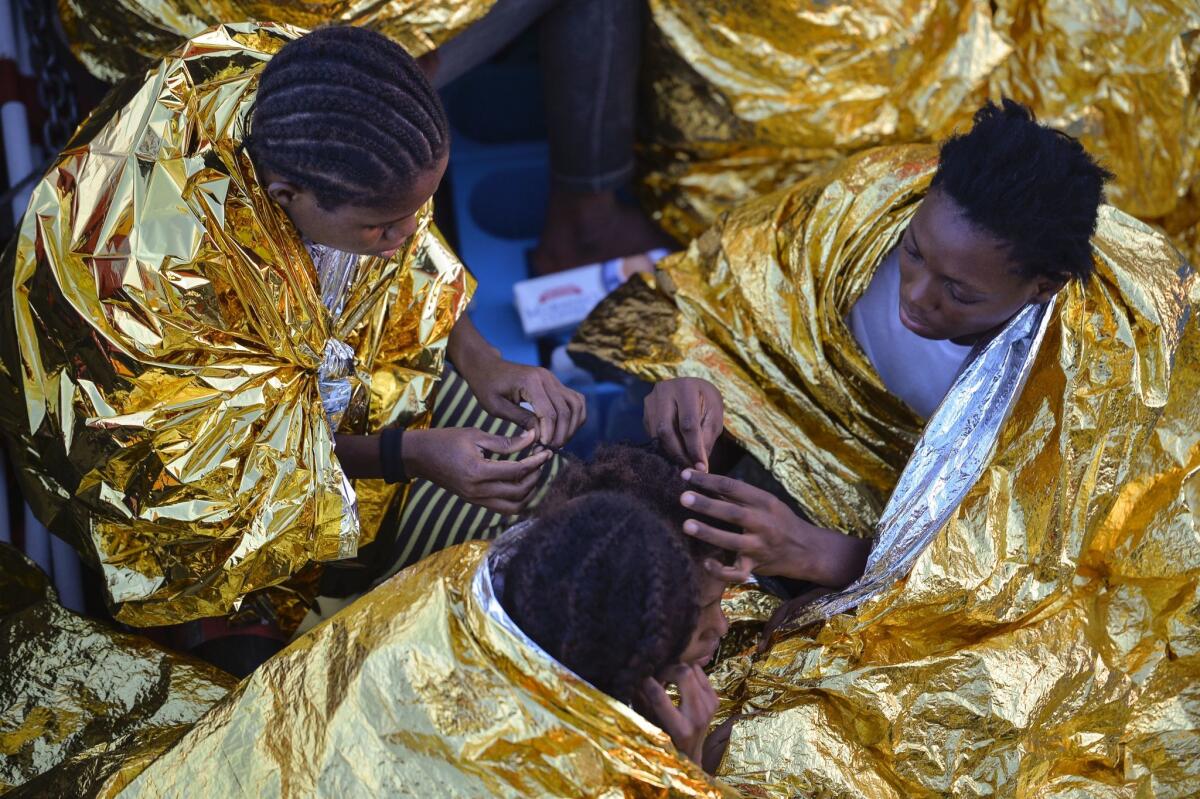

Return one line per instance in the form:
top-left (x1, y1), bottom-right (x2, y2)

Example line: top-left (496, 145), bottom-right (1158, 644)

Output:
top-left (15, 0), bottom-right (79, 151)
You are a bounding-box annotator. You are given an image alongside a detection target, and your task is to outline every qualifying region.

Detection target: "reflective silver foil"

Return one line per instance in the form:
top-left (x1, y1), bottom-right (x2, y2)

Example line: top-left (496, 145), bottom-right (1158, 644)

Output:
top-left (781, 297), bottom-right (1056, 632)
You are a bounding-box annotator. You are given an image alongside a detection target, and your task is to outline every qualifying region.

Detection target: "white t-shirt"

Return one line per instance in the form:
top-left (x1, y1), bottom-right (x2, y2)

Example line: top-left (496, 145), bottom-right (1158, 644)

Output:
top-left (847, 249), bottom-right (972, 419)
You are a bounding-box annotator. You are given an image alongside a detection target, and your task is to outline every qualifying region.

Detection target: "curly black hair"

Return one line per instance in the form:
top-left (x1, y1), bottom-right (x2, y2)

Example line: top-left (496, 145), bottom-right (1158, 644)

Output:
top-left (501, 490), bottom-right (699, 704)
top-left (500, 445), bottom-right (727, 704)
top-left (931, 99), bottom-right (1113, 283)
top-left (245, 26), bottom-right (449, 210)
top-left (533, 443), bottom-right (728, 564)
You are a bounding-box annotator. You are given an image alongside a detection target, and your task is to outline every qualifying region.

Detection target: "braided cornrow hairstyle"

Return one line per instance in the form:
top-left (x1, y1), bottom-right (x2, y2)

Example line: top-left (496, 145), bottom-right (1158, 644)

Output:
top-left (501, 491), bottom-right (701, 705)
top-left (245, 25), bottom-right (449, 210)
top-left (534, 443), bottom-right (732, 566)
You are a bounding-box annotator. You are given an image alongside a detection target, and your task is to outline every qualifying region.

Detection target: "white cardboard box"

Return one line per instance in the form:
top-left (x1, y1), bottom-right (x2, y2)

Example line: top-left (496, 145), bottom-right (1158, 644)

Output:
top-left (512, 250), bottom-right (669, 339)
top-left (512, 263), bottom-right (609, 338)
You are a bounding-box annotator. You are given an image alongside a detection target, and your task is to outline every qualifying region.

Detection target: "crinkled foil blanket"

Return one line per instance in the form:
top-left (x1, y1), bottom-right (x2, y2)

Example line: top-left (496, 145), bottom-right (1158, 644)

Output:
top-left (636, 0), bottom-right (1200, 264)
top-left (572, 145), bottom-right (1200, 797)
top-left (0, 544), bottom-right (234, 796)
top-left (58, 0), bottom-right (498, 82)
top-left (58, 0), bottom-right (1200, 269)
top-left (23, 2), bottom-right (1200, 797)
top-left (27, 541), bottom-right (734, 798)
top-left (0, 535), bottom-right (733, 797)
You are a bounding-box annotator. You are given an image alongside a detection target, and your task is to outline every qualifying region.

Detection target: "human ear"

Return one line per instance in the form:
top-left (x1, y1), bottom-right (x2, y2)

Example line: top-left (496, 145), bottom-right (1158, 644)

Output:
top-left (265, 180), bottom-right (301, 208)
top-left (1031, 277), bottom-right (1065, 305)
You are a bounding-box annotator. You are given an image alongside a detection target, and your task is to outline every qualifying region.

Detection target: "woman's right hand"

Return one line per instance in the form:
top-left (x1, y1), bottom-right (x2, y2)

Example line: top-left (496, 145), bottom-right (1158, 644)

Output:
top-left (640, 664), bottom-right (719, 768)
top-left (401, 427), bottom-right (551, 515)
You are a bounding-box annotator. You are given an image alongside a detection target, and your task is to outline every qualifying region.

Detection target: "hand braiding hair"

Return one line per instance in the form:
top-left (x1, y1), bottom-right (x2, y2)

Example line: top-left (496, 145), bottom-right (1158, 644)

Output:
top-left (244, 25), bottom-right (449, 210)
top-left (534, 443), bottom-right (733, 566)
top-left (502, 491), bottom-right (700, 706)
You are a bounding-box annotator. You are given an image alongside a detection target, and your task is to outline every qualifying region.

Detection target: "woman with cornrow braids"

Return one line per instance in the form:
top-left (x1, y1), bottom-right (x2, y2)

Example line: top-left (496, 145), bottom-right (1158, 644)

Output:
top-left (245, 25), bottom-right (585, 506)
top-left (249, 26), bottom-right (598, 654)
top-left (0, 22), bottom-right (587, 677)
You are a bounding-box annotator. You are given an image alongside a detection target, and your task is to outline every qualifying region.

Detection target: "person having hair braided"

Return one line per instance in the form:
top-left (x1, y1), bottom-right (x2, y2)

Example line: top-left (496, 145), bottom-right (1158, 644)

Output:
top-left (524, 443), bottom-right (734, 667)
top-left (497, 444), bottom-right (737, 766)
top-left (91, 451), bottom-right (737, 796)
top-left (501, 489), bottom-right (727, 766)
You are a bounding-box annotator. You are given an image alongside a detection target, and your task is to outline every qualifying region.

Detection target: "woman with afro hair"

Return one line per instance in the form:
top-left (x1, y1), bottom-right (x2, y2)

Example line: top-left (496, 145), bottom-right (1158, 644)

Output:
top-left (573, 100), bottom-right (1200, 795)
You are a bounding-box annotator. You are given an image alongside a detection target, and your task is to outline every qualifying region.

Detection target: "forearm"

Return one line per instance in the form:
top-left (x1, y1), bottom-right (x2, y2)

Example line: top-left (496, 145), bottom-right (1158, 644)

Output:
top-left (334, 434), bottom-right (382, 479)
top-left (336, 429), bottom-right (443, 483)
top-left (447, 313), bottom-right (500, 379)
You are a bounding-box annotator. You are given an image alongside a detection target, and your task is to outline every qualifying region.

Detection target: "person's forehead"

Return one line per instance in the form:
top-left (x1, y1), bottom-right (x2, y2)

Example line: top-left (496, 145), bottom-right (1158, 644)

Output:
top-left (913, 191), bottom-right (1022, 289)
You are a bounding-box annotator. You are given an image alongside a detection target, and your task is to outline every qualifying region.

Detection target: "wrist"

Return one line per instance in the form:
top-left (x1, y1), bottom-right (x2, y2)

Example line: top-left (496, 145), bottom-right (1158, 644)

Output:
top-left (765, 518), bottom-right (842, 586)
top-left (400, 428), bottom-right (437, 482)
top-left (455, 346), bottom-right (502, 386)
top-left (771, 524), bottom-right (815, 582)
top-left (334, 433), bottom-right (382, 480)
top-left (805, 525), bottom-right (870, 588)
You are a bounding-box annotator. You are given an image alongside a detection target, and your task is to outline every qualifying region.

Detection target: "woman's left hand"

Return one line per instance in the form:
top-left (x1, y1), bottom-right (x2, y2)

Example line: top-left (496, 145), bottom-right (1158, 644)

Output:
top-left (679, 470), bottom-right (871, 588)
top-left (640, 664), bottom-right (719, 768)
top-left (464, 357), bottom-right (587, 449)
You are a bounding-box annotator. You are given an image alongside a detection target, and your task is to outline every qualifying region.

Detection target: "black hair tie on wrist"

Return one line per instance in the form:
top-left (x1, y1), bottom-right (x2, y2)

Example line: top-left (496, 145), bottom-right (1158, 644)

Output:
top-left (379, 427), bottom-right (407, 484)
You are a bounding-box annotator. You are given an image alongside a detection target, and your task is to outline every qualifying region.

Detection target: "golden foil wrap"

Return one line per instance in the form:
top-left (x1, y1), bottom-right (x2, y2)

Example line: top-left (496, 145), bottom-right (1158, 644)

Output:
top-left (639, 0), bottom-right (1200, 262)
top-left (708, 583), bottom-right (781, 726)
top-left (0, 543), bottom-right (235, 796)
top-left (113, 537), bottom-right (735, 797)
top-left (59, 0), bottom-right (498, 82)
top-left (575, 145), bottom-right (1200, 796)
top-left (0, 22), bottom-right (474, 626)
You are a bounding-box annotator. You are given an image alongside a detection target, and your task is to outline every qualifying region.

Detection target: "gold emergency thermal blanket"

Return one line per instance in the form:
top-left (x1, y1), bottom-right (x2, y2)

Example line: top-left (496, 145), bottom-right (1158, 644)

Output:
top-left (59, 0), bottom-right (498, 83)
top-left (108, 538), bottom-right (733, 798)
top-left (573, 145), bottom-right (1200, 796)
top-left (0, 543), bottom-right (235, 797)
top-left (639, 0), bottom-right (1200, 264)
top-left (0, 22), bottom-right (474, 627)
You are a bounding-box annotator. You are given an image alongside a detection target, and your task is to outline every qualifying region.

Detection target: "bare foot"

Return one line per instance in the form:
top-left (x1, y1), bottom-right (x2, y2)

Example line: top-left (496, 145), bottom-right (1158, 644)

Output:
top-left (529, 188), bottom-right (676, 275)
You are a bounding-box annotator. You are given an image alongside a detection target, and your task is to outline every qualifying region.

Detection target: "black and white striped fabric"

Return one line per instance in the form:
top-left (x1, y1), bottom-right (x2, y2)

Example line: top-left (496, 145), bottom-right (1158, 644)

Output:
top-left (319, 367), bottom-right (564, 597)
